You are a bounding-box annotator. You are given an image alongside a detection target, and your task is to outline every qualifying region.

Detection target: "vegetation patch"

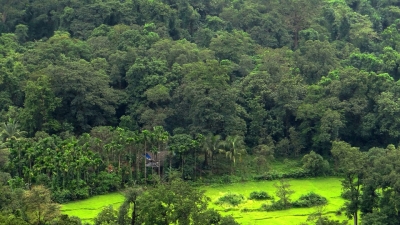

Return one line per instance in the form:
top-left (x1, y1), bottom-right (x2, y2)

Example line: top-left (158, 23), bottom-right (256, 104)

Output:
top-left (249, 191), bottom-right (273, 200)
top-left (61, 177), bottom-right (347, 225)
top-left (293, 192), bottom-right (328, 208)
top-left (215, 193), bottom-right (245, 206)
top-left (203, 177), bottom-right (347, 225)
top-left (61, 193), bottom-right (124, 223)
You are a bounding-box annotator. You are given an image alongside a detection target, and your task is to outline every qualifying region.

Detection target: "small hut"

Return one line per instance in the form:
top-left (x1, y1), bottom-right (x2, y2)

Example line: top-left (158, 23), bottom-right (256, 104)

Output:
top-left (145, 151), bottom-right (171, 175)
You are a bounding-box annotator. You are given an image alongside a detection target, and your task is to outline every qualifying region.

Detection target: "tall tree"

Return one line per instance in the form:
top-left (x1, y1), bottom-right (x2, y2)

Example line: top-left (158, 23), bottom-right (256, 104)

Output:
top-left (220, 135), bottom-right (246, 175)
top-left (174, 60), bottom-right (245, 136)
top-left (278, 0), bottom-right (322, 49)
top-left (45, 59), bottom-right (120, 133)
top-left (331, 141), bottom-right (366, 225)
top-left (22, 185), bottom-right (60, 225)
top-left (21, 76), bottom-right (61, 134)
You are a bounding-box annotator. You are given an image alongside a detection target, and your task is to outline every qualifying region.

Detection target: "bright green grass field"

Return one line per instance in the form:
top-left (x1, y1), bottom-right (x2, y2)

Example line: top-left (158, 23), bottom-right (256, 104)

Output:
top-left (61, 177), bottom-right (348, 225)
top-left (61, 192), bottom-right (124, 223)
top-left (202, 177), bottom-right (348, 225)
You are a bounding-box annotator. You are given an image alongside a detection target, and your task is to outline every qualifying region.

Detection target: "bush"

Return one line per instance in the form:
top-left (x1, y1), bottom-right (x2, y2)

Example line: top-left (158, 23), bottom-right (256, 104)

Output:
top-left (51, 189), bottom-right (72, 203)
top-left (302, 151), bottom-right (330, 176)
top-left (260, 200), bottom-right (286, 211)
top-left (215, 193), bottom-right (244, 206)
top-left (91, 171), bottom-right (121, 195)
top-left (249, 191), bottom-right (273, 200)
top-left (292, 192), bottom-right (327, 208)
top-left (253, 168), bottom-right (311, 181)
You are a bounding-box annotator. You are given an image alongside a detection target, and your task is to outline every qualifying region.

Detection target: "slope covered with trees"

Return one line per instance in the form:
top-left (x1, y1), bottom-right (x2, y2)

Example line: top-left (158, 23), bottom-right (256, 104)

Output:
top-left (1, 0), bottom-right (400, 224)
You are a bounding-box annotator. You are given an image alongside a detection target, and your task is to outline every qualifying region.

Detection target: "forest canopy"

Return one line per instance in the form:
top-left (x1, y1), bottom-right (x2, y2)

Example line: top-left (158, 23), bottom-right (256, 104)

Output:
top-left (2, 0), bottom-right (400, 224)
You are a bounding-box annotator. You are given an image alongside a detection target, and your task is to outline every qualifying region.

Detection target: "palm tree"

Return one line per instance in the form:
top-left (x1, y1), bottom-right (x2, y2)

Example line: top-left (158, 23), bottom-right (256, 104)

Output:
top-left (0, 118), bottom-right (26, 142)
top-left (141, 130), bottom-right (152, 184)
top-left (151, 126), bottom-right (169, 176)
top-left (220, 135), bottom-right (246, 174)
top-left (202, 134), bottom-right (222, 173)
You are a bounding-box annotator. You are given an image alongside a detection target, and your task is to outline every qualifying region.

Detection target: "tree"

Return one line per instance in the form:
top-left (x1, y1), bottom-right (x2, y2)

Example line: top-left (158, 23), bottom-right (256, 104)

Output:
top-left (274, 179), bottom-right (295, 209)
top-left (134, 179), bottom-right (211, 225)
top-left (174, 60), bottom-right (245, 136)
top-left (45, 59), bottom-right (120, 133)
top-left (0, 141), bottom-right (8, 168)
top-left (253, 144), bottom-right (274, 173)
top-left (220, 135), bottom-right (246, 174)
top-left (278, 0), bottom-right (322, 49)
top-left (0, 118), bottom-right (25, 142)
top-left (94, 205), bottom-right (118, 225)
top-left (118, 187), bottom-right (143, 225)
top-left (202, 134), bottom-right (223, 171)
top-left (22, 185), bottom-right (60, 225)
top-left (294, 40), bottom-right (340, 84)
top-left (209, 30), bottom-right (256, 63)
top-left (21, 76), bottom-right (61, 134)
top-left (331, 141), bottom-right (366, 225)
top-left (168, 134), bottom-right (196, 179)
top-left (302, 151), bottom-right (330, 176)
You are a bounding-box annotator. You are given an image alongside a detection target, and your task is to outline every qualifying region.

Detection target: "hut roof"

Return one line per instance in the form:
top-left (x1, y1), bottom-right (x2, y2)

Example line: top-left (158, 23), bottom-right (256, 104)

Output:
top-left (145, 151), bottom-right (170, 167)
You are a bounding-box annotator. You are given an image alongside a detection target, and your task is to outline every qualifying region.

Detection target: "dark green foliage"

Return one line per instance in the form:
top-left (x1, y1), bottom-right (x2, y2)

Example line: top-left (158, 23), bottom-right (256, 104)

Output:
top-left (253, 168), bottom-right (311, 181)
top-left (249, 191), bottom-right (273, 200)
top-left (2, 0), bottom-right (400, 223)
top-left (215, 193), bottom-right (245, 206)
top-left (94, 205), bottom-right (118, 225)
top-left (260, 200), bottom-right (286, 211)
top-left (302, 151), bottom-right (330, 176)
top-left (292, 192), bottom-right (328, 208)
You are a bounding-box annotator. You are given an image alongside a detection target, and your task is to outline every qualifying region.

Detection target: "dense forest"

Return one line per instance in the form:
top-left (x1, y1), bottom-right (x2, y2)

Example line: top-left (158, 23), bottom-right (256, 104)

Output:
top-left (2, 0), bottom-right (400, 224)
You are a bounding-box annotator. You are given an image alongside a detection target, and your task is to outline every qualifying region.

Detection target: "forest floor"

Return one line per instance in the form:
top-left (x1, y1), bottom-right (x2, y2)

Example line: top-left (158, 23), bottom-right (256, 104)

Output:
top-left (61, 177), bottom-right (348, 225)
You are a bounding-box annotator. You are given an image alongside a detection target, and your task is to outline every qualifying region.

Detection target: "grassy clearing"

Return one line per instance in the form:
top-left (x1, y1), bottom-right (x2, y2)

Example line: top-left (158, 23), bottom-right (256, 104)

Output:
top-left (61, 192), bottom-right (124, 223)
top-left (61, 177), bottom-right (348, 225)
top-left (202, 177), bottom-right (348, 225)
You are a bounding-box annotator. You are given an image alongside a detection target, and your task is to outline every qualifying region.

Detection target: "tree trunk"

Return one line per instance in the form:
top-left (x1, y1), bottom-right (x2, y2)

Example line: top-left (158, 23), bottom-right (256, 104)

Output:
top-left (354, 212), bottom-right (357, 225)
top-left (194, 148), bottom-right (196, 180)
top-left (203, 151), bottom-right (208, 168)
top-left (131, 201), bottom-right (137, 225)
top-left (144, 142), bottom-right (147, 184)
top-left (181, 155), bottom-right (184, 178)
top-left (136, 148), bottom-right (140, 180)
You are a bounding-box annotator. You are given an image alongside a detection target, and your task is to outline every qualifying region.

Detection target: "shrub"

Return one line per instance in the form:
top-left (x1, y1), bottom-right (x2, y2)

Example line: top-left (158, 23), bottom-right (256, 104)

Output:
top-left (51, 189), bottom-right (72, 203)
top-left (253, 168), bottom-right (311, 181)
top-left (249, 191), bottom-right (273, 200)
top-left (215, 193), bottom-right (244, 206)
top-left (260, 200), bottom-right (286, 211)
top-left (302, 151), bottom-right (330, 176)
top-left (292, 192), bottom-right (327, 208)
top-left (91, 171), bottom-right (121, 195)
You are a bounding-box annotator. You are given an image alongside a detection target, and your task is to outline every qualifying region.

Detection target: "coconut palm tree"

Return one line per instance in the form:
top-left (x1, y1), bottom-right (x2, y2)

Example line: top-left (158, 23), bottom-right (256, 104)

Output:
top-left (0, 118), bottom-right (26, 142)
top-left (220, 135), bottom-right (246, 174)
top-left (202, 134), bottom-right (223, 173)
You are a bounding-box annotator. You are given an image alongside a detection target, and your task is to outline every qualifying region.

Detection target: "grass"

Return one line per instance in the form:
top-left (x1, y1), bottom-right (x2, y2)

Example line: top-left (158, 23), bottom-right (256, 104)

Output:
top-left (61, 192), bottom-right (124, 223)
top-left (61, 177), bottom-right (349, 225)
top-left (201, 177), bottom-right (349, 225)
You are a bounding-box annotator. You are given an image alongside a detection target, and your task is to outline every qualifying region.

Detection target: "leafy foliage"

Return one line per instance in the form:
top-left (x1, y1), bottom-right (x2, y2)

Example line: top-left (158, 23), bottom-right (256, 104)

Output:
top-left (248, 191), bottom-right (273, 200)
top-left (215, 193), bottom-right (245, 206)
top-left (292, 192), bottom-right (328, 208)
top-left (302, 151), bottom-right (330, 176)
top-left (1, 0), bottom-right (400, 223)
